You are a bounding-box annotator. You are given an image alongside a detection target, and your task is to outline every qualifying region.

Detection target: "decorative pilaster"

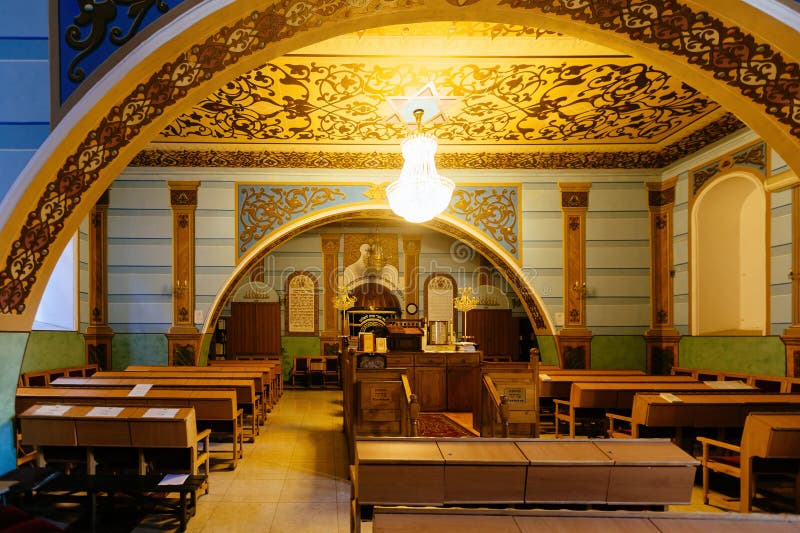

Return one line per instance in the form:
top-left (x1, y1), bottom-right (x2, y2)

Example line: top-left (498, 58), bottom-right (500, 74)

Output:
top-left (644, 178), bottom-right (681, 375)
top-left (166, 181), bottom-right (200, 365)
top-left (782, 186), bottom-right (800, 377)
top-left (402, 235), bottom-right (421, 318)
top-left (558, 182), bottom-right (592, 368)
top-left (84, 190), bottom-right (113, 370)
top-left (320, 233), bottom-right (341, 355)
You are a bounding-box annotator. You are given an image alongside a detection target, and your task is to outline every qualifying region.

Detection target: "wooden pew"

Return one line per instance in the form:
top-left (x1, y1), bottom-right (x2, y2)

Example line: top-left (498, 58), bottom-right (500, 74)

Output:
top-left (480, 372), bottom-right (539, 437)
top-left (51, 376), bottom-right (261, 441)
top-left (18, 404), bottom-right (210, 479)
top-left (102, 369), bottom-right (268, 425)
top-left (353, 437), bottom-right (698, 524)
top-left (20, 364), bottom-right (99, 386)
top-left (16, 386), bottom-right (244, 469)
top-left (608, 392), bottom-right (800, 440)
top-left (207, 359), bottom-right (284, 399)
top-left (554, 381), bottom-right (732, 438)
top-left (369, 508), bottom-right (800, 533)
top-left (539, 374), bottom-right (697, 401)
top-left (698, 412), bottom-right (800, 512)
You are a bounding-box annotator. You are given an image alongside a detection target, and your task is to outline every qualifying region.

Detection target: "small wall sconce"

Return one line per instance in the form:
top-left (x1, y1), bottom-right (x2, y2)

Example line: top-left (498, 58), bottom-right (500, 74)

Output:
top-left (571, 281), bottom-right (587, 299)
top-left (174, 279), bottom-right (189, 295)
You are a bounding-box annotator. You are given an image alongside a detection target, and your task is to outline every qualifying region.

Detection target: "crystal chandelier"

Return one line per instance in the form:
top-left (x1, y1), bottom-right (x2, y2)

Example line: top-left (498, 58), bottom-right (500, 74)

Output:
top-left (386, 109), bottom-right (455, 223)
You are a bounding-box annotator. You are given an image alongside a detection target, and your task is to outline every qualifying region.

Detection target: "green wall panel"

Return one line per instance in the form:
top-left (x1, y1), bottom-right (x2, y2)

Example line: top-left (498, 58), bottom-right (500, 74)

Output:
top-left (198, 333), bottom-right (211, 366)
top-left (591, 335), bottom-right (646, 370)
top-left (0, 333), bottom-right (28, 474)
top-left (111, 334), bottom-right (168, 369)
top-left (21, 330), bottom-right (85, 373)
top-left (282, 336), bottom-right (321, 382)
top-left (679, 336), bottom-right (786, 376)
top-left (536, 335), bottom-right (559, 366)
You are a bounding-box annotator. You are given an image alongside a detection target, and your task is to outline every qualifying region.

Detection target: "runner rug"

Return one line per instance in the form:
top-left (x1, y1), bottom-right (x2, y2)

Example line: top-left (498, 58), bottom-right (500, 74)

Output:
top-left (416, 413), bottom-right (475, 438)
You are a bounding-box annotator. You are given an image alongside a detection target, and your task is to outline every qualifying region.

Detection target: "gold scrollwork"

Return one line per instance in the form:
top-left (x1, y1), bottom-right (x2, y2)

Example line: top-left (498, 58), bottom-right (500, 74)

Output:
top-left (450, 188), bottom-right (518, 255)
top-left (238, 185), bottom-right (346, 254)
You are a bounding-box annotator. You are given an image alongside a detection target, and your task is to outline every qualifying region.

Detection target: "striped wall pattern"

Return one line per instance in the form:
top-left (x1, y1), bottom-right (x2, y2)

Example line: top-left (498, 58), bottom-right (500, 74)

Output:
top-left (0, 2), bottom-right (49, 202)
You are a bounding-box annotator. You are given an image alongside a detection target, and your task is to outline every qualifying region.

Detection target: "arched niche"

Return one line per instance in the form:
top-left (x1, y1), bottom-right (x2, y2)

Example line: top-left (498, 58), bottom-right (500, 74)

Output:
top-left (201, 207), bottom-right (555, 358)
top-left (1, 1), bottom-right (800, 332)
top-left (691, 172), bottom-right (769, 335)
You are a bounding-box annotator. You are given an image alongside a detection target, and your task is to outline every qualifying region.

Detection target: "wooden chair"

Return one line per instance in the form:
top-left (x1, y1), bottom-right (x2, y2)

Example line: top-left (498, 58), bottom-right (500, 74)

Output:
top-left (292, 356), bottom-right (309, 387)
top-left (697, 413), bottom-right (800, 512)
top-left (308, 357), bottom-right (325, 388)
top-left (323, 356), bottom-right (340, 389)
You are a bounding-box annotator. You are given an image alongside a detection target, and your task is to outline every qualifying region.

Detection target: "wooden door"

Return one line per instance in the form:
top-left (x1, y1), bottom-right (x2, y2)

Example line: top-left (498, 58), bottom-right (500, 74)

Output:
top-left (468, 309), bottom-right (518, 359)
top-left (414, 366), bottom-right (446, 411)
top-left (227, 302), bottom-right (281, 356)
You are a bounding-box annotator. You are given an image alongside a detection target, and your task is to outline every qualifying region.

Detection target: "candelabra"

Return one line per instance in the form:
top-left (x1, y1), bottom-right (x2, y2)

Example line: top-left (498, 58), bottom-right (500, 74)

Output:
top-left (333, 285), bottom-right (356, 337)
top-left (453, 287), bottom-right (479, 340)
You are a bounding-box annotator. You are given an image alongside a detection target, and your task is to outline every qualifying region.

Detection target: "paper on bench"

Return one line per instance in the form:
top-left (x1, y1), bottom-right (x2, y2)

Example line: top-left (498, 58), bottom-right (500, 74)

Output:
top-left (128, 384), bottom-right (152, 397)
top-left (143, 407), bottom-right (179, 418)
top-left (158, 473), bottom-right (189, 486)
top-left (33, 404), bottom-right (73, 416)
top-left (539, 374), bottom-right (551, 381)
top-left (704, 380), bottom-right (752, 389)
top-left (86, 406), bottom-right (124, 417)
top-left (659, 392), bottom-right (683, 403)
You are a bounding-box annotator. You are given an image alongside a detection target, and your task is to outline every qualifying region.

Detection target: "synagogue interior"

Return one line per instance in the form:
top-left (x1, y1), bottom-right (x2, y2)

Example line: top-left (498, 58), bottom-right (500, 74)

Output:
top-left (1, 1), bottom-right (800, 531)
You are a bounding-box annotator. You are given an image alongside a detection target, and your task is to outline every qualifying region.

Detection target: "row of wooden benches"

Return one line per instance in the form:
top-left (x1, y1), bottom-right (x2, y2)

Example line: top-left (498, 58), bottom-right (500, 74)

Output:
top-left (16, 360), bottom-right (283, 474)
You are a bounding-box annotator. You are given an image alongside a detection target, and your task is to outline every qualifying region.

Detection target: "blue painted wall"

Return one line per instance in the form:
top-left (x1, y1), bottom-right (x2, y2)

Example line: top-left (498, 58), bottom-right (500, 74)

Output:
top-left (0, 1), bottom-right (49, 200)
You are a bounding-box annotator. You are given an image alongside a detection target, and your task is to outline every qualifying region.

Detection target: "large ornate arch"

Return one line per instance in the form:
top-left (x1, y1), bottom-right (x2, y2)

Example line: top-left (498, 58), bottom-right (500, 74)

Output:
top-left (1, 0), bottom-right (800, 331)
top-left (204, 206), bottom-right (554, 342)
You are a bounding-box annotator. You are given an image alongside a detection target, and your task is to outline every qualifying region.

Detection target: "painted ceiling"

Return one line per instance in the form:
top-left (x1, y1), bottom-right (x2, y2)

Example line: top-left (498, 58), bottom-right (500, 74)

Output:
top-left (144, 21), bottom-right (743, 169)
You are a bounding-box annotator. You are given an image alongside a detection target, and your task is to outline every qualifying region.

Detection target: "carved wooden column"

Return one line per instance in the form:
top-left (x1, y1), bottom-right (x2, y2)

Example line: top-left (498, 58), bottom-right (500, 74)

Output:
top-left (782, 186), bottom-right (800, 377)
top-left (84, 190), bottom-right (114, 370)
top-left (558, 182), bottom-right (592, 368)
top-left (644, 178), bottom-right (682, 374)
top-left (166, 181), bottom-right (200, 365)
top-left (403, 234), bottom-right (421, 318)
top-left (320, 233), bottom-right (341, 355)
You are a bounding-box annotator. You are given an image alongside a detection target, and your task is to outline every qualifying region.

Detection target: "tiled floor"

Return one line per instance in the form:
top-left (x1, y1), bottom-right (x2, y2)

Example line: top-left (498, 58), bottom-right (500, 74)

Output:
top-left (176, 389), bottom-right (350, 533)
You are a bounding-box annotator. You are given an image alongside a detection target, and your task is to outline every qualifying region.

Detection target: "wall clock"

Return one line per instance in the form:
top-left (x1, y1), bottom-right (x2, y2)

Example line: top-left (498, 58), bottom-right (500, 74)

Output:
top-left (405, 303), bottom-right (418, 315)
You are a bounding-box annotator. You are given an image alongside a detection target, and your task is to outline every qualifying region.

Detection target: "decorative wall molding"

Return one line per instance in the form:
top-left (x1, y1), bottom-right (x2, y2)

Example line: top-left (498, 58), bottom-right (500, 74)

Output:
top-left (236, 182), bottom-right (522, 262)
top-left (690, 140), bottom-right (768, 197)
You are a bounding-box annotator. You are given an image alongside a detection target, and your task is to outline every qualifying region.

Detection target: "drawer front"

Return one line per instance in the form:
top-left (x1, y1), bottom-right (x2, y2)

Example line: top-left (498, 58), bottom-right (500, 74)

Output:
top-left (386, 355), bottom-right (414, 367)
top-left (415, 354), bottom-right (445, 366)
top-left (448, 353), bottom-right (479, 365)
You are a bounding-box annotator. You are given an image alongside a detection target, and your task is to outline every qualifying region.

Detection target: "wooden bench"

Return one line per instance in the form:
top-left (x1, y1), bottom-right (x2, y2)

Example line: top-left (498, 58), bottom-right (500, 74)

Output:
top-left (102, 369), bottom-right (268, 425)
top-left (16, 387), bottom-right (244, 469)
top-left (698, 412), bottom-right (800, 513)
top-left (353, 437), bottom-right (698, 524)
top-left (607, 391), bottom-right (800, 440)
top-left (539, 374), bottom-right (697, 401)
top-left (368, 507), bottom-right (800, 533)
top-left (18, 405), bottom-right (210, 480)
top-left (207, 359), bottom-right (284, 400)
top-left (50, 376), bottom-right (261, 441)
top-left (480, 372), bottom-right (539, 437)
top-left (671, 367), bottom-right (795, 393)
top-left (554, 381), bottom-right (731, 438)
top-left (19, 364), bottom-right (99, 387)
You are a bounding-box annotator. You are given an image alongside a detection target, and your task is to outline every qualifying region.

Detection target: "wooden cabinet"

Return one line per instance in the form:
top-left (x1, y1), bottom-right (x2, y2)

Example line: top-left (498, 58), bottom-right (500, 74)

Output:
top-left (415, 364), bottom-right (447, 411)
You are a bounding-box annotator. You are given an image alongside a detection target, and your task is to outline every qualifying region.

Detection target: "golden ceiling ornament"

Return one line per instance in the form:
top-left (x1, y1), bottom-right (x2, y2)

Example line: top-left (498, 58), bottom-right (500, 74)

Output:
top-left (362, 183), bottom-right (388, 200)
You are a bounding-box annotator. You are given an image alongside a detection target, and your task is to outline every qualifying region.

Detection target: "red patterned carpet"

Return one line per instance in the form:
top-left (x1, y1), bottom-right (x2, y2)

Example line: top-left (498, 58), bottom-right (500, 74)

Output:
top-left (417, 413), bottom-right (476, 438)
